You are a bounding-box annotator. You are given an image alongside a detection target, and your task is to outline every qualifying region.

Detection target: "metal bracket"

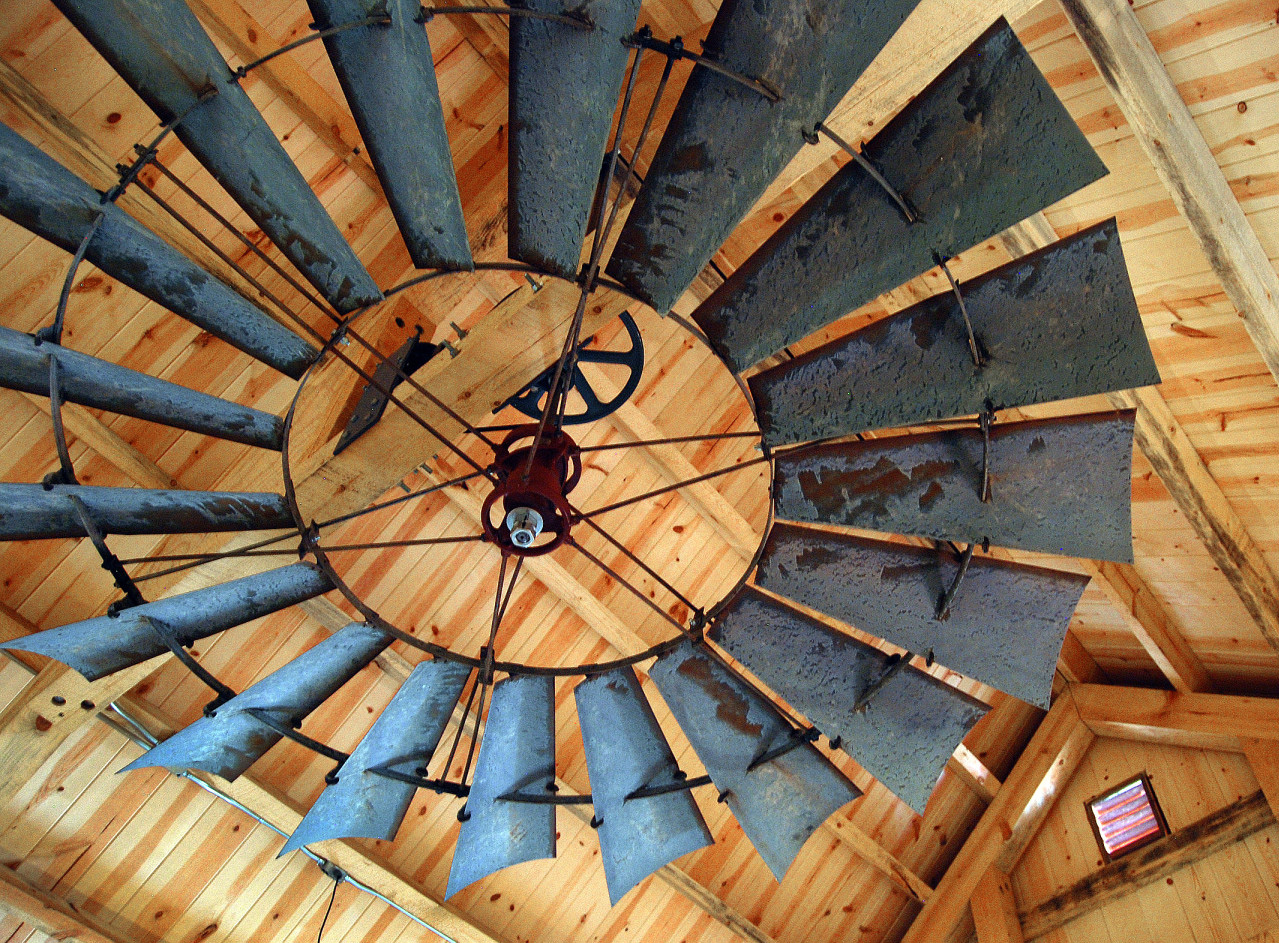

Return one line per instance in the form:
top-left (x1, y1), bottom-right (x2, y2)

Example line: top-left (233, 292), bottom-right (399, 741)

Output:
top-left (243, 707), bottom-right (352, 765)
top-left (624, 27), bottom-right (779, 102)
top-left (67, 492), bottom-right (148, 612)
top-left (43, 356), bottom-right (78, 488)
top-left (810, 122), bottom-right (917, 224)
top-left (852, 652), bottom-right (910, 714)
top-left (934, 253), bottom-right (986, 368)
top-left (334, 329), bottom-right (444, 454)
top-left (935, 543), bottom-right (976, 621)
top-left (139, 614), bottom-right (236, 708)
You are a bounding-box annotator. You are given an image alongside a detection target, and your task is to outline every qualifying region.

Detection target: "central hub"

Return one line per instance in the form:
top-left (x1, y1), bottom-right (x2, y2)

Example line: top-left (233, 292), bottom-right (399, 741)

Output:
top-left (481, 425), bottom-right (582, 557)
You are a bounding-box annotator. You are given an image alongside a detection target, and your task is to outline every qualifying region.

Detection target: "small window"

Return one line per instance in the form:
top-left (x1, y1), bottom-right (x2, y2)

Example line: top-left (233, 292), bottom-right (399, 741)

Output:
top-left (1085, 773), bottom-right (1170, 862)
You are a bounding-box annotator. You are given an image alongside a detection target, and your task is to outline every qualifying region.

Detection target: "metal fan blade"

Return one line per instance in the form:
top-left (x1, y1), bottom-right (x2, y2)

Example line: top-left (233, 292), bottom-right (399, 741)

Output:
top-left (52, 0), bottom-right (381, 312)
top-left (446, 674), bottom-right (556, 898)
top-left (0, 563), bottom-right (332, 681)
top-left (712, 586), bottom-right (989, 814)
top-left (0, 123), bottom-right (317, 378)
top-left (648, 640), bottom-right (860, 881)
top-left (749, 218), bottom-right (1158, 445)
top-left (0, 327), bottom-right (284, 450)
top-left (509, 0), bottom-right (642, 277)
top-left (306, 0), bottom-right (471, 270)
top-left (123, 621), bottom-right (390, 780)
top-left (693, 20), bottom-right (1109, 372)
top-left (281, 658), bottom-right (471, 854)
top-left (774, 411), bottom-right (1139, 562)
top-left (605, 0), bottom-right (920, 313)
top-left (755, 523), bottom-right (1089, 708)
top-left (575, 667), bottom-right (713, 904)
top-left (0, 484), bottom-right (291, 541)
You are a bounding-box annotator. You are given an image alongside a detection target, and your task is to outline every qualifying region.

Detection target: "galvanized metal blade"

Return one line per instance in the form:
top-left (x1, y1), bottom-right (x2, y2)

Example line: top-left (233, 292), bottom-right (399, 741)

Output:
top-left (0, 327), bottom-right (284, 450)
top-left (446, 674), bottom-right (556, 898)
top-left (307, 0), bottom-right (471, 270)
top-left (749, 219), bottom-right (1159, 445)
top-left (0, 484), bottom-right (292, 541)
top-left (605, 0), bottom-right (920, 313)
top-left (281, 658), bottom-right (471, 854)
top-left (0, 123), bottom-right (317, 378)
top-left (509, 0), bottom-right (642, 277)
top-left (711, 586), bottom-right (989, 814)
top-left (575, 667), bottom-right (713, 904)
top-left (123, 621), bottom-right (391, 780)
top-left (692, 21), bottom-right (1109, 372)
top-left (52, 0), bottom-right (381, 312)
top-left (774, 411), bottom-right (1139, 562)
top-left (648, 640), bottom-right (861, 881)
top-left (0, 563), bottom-right (332, 681)
top-left (755, 523), bottom-right (1089, 708)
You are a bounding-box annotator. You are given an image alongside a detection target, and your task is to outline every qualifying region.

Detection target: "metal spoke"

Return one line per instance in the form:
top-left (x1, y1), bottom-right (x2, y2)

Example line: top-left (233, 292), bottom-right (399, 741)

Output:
top-left (572, 510), bottom-right (698, 615)
top-left (578, 453), bottom-right (770, 519)
top-left (567, 536), bottom-right (687, 634)
top-left (574, 431), bottom-right (759, 453)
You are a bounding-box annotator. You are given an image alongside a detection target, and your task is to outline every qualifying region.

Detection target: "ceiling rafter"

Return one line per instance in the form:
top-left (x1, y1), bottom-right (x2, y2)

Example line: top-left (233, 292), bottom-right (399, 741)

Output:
top-left (0, 863), bottom-right (133, 943)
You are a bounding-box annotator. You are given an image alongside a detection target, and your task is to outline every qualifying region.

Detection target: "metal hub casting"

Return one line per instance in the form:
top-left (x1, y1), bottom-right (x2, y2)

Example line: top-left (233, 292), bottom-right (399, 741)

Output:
top-left (480, 425), bottom-right (583, 557)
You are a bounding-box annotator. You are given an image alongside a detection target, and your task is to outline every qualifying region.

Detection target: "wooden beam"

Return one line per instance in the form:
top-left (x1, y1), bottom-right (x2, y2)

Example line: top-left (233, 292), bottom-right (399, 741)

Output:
top-left (1070, 683), bottom-right (1279, 751)
top-left (1057, 0), bottom-right (1279, 388)
top-left (1242, 738), bottom-right (1279, 819)
top-left (970, 869), bottom-right (1024, 943)
top-left (900, 691), bottom-right (1093, 943)
top-left (1018, 790), bottom-right (1274, 939)
top-left (948, 744), bottom-right (1002, 805)
top-left (0, 865), bottom-right (131, 943)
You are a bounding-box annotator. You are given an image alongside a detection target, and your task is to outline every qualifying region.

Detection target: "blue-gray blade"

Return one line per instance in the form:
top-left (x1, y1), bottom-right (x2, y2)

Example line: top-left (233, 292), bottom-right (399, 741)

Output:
top-left (711, 586), bottom-right (989, 814)
top-left (605, 0), bottom-right (920, 313)
top-left (52, 0), bottom-right (381, 312)
top-left (446, 674), bottom-right (556, 898)
top-left (693, 20), bottom-right (1110, 372)
top-left (0, 124), bottom-right (317, 377)
top-left (0, 484), bottom-right (291, 540)
top-left (0, 327), bottom-right (284, 450)
top-left (123, 622), bottom-right (391, 780)
top-left (774, 411), bottom-right (1138, 563)
top-left (755, 523), bottom-right (1089, 709)
top-left (307, 0), bottom-right (471, 270)
top-left (0, 563), bottom-right (332, 681)
top-left (648, 640), bottom-right (860, 881)
top-left (281, 658), bottom-right (471, 855)
top-left (749, 218), bottom-right (1159, 446)
top-left (509, 0), bottom-right (642, 278)
top-left (575, 667), bottom-right (713, 904)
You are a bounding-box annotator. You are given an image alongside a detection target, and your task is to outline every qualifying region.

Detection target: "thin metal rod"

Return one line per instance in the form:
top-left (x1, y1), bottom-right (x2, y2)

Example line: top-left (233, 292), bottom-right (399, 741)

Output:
top-left (66, 493), bottom-right (147, 609)
top-left (627, 30), bottom-right (779, 102)
top-left (315, 469), bottom-right (485, 529)
top-left (814, 122), bottom-right (917, 224)
top-left (45, 356), bottom-right (77, 486)
top-left (573, 430), bottom-right (759, 452)
top-left (37, 212), bottom-right (104, 348)
top-left (979, 408), bottom-right (993, 504)
top-left (573, 512), bottom-right (697, 614)
top-left (101, 86), bottom-right (220, 205)
top-left (578, 453), bottom-right (770, 519)
top-left (935, 543), bottom-right (976, 620)
top-left (418, 4), bottom-right (591, 28)
top-left (852, 652), bottom-right (910, 714)
top-left (934, 253), bottom-right (985, 368)
top-left (568, 536), bottom-right (688, 634)
top-left (235, 15), bottom-right (392, 77)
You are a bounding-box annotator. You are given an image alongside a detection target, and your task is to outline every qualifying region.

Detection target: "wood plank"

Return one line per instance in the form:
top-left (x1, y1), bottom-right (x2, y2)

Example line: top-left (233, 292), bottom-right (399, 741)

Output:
top-left (1241, 738), bottom-right (1279, 819)
top-left (0, 864), bottom-right (130, 943)
top-left (1018, 790), bottom-right (1275, 939)
top-left (970, 868), bottom-right (1024, 943)
top-left (948, 744), bottom-right (1002, 805)
top-left (1071, 683), bottom-right (1279, 751)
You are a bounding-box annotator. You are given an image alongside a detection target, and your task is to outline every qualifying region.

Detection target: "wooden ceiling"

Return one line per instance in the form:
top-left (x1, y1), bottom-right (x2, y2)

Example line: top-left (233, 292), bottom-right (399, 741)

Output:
top-left (0, 0), bottom-right (1276, 942)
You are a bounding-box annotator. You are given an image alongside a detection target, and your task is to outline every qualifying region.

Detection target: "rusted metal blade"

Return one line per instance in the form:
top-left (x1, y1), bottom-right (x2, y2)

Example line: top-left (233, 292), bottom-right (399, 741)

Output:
top-left (755, 523), bottom-right (1089, 708)
top-left (774, 411), bottom-right (1139, 562)
top-left (648, 640), bottom-right (861, 880)
top-left (282, 658), bottom-right (471, 854)
top-left (575, 667), bottom-right (713, 904)
top-left (446, 675), bottom-right (557, 898)
top-left (0, 123), bottom-right (317, 378)
top-left (749, 219), bottom-right (1158, 445)
top-left (0, 484), bottom-right (292, 540)
top-left (0, 327), bottom-right (285, 451)
top-left (606, 0), bottom-right (920, 313)
top-left (307, 0), bottom-right (471, 270)
top-left (510, 0), bottom-right (642, 277)
top-left (123, 622), bottom-right (391, 780)
top-left (52, 0), bottom-right (381, 312)
top-left (693, 21), bottom-right (1109, 372)
top-left (712, 586), bottom-right (989, 813)
top-left (0, 563), bottom-right (333, 681)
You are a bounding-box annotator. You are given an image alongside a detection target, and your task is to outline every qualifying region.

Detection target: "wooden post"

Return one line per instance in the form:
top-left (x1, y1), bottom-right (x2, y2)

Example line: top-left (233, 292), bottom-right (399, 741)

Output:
top-left (971, 868), bottom-right (1024, 943)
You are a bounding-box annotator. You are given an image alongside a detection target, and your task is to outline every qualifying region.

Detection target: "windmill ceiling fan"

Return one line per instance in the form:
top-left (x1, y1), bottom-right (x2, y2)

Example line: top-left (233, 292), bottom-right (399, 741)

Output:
top-left (0, 0), bottom-right (1159, 909)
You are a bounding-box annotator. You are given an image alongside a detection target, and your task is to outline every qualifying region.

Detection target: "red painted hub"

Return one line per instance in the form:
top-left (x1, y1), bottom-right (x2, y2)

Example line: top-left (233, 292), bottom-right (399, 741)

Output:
top-left (481, 425), bottom-right (582, 557)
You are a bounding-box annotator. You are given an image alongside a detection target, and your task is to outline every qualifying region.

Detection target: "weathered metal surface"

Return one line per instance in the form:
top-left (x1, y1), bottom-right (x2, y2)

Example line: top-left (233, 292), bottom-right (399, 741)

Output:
top-left (755, 523), bottom-right (1089, 708)
top-left (308, 0), bottom-right (471, 270)
top-left (774, 411), bottom-right (1139, 562)
top-left (692, 21), bottom-right (1109, 372)
top-left (575, 667), bottom-right (713, 904)
top-left (605, 0), bottom-right (920, 313)
top-left (282, 658), bottom-right (471, 854)
top-left (0, 563), bottom-right (332, 680)
top-left (123, 622), bottom-right (391, 780)
top-left (510, 0), bottom-right (642, 277)
top-left (0, 327), bottom-right (285, 450)
top-left (446, 674), bottom-right (557, 898)
top-left (0, 484), bottom-right (291, 540)
top-left (749, 218), bottom-right (1158, 444)
top-left (0, 123), bottom-right (317, 377)
top-left (52, 0), bottom-right (381, 312)
top-left (712, 586), bottom-right (990, 813)
top-left (648, 640), bottom-right (861, 880)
